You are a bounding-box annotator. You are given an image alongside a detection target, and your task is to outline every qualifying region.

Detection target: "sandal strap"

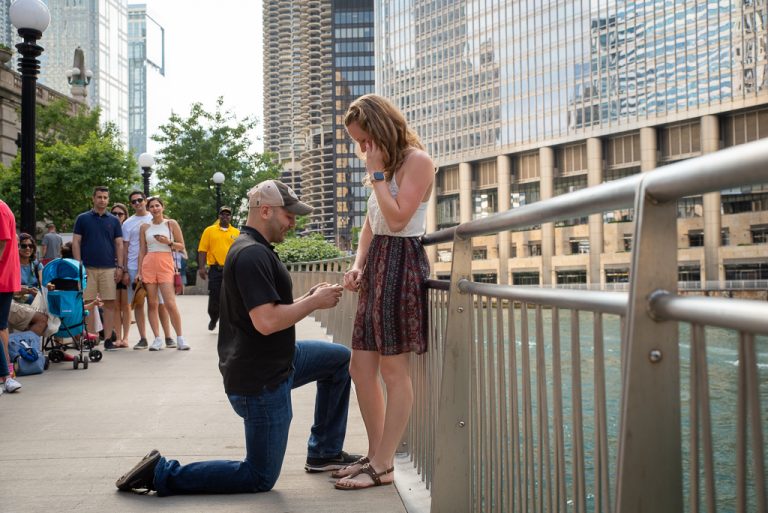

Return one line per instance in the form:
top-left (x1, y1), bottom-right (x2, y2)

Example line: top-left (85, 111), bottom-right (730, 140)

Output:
top-left (357, 463), bottom-right (394, 486)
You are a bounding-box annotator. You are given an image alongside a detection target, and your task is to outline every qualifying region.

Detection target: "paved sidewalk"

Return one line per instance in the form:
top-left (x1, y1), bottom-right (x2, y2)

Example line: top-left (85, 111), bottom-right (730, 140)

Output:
top-left (0, 295), bottom-right (408, 513)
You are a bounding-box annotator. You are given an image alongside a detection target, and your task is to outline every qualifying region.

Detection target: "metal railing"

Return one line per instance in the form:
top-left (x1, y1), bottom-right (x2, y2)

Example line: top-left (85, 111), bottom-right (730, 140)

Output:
top-left (287, 139), bottom-right (768, 513)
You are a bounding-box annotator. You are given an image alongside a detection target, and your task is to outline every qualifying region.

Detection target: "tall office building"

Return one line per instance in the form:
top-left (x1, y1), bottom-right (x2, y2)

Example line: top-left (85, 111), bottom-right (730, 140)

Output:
top-left (378, 0), bottom-right (768, 286)
top-left (263, 0), bottom-right (374, 247)
top-left (128, 4), bottom-right (164, 157)
top-left (38, 0), bottom-right (129, 141)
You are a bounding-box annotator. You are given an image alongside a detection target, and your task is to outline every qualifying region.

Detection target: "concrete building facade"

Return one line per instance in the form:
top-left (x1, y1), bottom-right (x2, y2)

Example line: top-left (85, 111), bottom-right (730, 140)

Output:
top-left (376, 0), bottom-right (768, 286)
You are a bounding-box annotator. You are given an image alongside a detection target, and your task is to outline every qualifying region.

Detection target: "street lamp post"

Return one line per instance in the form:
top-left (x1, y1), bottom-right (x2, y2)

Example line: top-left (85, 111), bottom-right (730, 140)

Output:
top-left (10, 0), bottom-right (51, 238)
top-left (212, 172), bottom-right (225, 214)
top-left (138, 152), bottom-right (155, 197)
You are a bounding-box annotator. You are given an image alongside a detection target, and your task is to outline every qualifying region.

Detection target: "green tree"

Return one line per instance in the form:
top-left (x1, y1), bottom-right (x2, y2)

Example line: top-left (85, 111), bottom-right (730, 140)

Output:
top-left (151, 97), bottom-right (281, 270)
top-left (275, 233), bottom-right (343, 263)
top-left (0, 100), bottom-right (136, 233)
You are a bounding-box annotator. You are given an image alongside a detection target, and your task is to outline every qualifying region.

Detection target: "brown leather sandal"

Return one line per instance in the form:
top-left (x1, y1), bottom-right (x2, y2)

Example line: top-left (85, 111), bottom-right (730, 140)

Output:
top-left (330, 456), bottom-right (370, 478)
top-left (334, 463), bottom-right (394, 490)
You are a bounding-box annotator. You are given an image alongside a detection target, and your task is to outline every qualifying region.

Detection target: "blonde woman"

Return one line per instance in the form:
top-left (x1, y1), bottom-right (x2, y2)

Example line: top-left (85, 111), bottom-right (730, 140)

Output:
top-left (335, 94), bottom-right (434, 490)
top-left (136, 197), bottom-right (189, 351)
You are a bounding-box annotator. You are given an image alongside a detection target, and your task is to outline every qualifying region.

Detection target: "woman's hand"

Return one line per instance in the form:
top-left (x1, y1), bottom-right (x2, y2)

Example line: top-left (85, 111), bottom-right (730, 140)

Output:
top-left (365, 140), bottom-right (386, 174)
top-left (343, 268), bottom-right (362, 292)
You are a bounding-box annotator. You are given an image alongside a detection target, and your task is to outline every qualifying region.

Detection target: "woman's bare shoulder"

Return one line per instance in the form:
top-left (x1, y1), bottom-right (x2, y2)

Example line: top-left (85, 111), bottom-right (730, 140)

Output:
top-left (403, 148), bottom-right (435, 172)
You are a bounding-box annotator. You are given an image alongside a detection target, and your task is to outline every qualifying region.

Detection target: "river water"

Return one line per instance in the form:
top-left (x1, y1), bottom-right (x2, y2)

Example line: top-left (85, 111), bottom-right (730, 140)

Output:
top-left (481, 307), bottom-right (767, 512)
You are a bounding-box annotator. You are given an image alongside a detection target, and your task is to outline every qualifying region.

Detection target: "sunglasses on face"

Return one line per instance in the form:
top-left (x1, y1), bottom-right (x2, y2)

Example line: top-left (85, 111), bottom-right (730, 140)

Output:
top-left (130, 198), bottom-right (145, 204)
top-left (19, 243), bottom-right (34, 249)
top-left (112, 211), bottom-right (126, 217)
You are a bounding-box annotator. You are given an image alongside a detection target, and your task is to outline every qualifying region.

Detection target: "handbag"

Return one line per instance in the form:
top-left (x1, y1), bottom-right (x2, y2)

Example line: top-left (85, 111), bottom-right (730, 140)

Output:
top-left (8, 331), bottom-right (45, 376)
top-left (168, 222), bottom-right (183, 295)
top-left (131, 279), bottom-right (147, 308)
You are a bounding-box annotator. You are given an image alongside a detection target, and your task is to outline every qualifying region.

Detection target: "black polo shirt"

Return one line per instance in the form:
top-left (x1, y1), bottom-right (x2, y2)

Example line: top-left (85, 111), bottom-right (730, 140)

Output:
top-left (217, 226), bottom-right (295, 395)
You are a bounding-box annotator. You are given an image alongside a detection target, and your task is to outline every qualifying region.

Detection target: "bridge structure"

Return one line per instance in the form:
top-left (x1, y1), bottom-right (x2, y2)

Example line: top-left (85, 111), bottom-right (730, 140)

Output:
top-left (288, 140), bottom-right (768, 513)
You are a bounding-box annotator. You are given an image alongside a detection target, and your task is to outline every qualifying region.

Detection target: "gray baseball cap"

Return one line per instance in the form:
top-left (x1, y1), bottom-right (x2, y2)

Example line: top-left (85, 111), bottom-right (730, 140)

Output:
top-left (247, 179), bottom-right (313, 215)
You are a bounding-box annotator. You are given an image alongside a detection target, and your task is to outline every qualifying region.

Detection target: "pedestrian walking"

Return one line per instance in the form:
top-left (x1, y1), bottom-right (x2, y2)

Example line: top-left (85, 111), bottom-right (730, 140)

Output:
top-left (197, 205), bottom-right (239, 330)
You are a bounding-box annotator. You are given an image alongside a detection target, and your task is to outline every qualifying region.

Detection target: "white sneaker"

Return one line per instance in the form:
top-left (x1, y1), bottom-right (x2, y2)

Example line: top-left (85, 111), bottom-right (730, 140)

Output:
top-left (5, 377), bottom-right (22, 393)
top-left (177, 337), bottom-right (190, 351)
top-left (148, 337), bottom-right (164, 351)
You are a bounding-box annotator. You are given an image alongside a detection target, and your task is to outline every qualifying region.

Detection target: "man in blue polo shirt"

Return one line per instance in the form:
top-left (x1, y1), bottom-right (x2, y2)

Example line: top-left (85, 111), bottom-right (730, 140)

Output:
top-left (72, 186), bottom-right (125, 349)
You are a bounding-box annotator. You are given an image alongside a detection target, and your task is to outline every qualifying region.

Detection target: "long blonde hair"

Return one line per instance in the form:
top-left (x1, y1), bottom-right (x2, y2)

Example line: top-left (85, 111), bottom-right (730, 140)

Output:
top-left (344, 94), bottom-right (423, 182)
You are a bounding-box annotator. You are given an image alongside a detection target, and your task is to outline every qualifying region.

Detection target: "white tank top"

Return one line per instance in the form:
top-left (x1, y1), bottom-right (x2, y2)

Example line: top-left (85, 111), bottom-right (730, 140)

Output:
top-left (144, 220), bottom-right (173, 253)
top-left (367, 178), bottom-right (428, 237)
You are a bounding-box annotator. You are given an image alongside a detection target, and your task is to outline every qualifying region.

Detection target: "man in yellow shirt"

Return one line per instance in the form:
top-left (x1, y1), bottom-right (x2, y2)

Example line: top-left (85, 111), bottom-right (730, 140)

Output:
top-left (198, 206), bottom-right (240, 330)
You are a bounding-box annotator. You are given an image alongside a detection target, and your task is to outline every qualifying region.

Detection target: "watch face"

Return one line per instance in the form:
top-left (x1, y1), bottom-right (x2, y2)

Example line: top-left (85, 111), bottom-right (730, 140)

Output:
top-left (373, 171), bottom-right (385, 181)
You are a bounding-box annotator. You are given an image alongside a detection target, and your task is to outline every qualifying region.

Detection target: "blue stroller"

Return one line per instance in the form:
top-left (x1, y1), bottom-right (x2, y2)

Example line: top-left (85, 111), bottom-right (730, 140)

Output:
top-left (41, 258), bottom-right (103, 369)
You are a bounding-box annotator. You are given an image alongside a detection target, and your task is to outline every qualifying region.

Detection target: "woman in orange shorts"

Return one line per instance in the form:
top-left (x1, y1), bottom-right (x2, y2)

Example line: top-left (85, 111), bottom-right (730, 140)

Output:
top-left (137, 197), bottom-right (189, 351)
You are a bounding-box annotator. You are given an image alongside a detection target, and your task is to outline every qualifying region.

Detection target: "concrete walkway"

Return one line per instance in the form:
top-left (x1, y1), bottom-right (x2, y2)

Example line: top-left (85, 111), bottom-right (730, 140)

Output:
top-left (0, 295), bottom-right (408, 513)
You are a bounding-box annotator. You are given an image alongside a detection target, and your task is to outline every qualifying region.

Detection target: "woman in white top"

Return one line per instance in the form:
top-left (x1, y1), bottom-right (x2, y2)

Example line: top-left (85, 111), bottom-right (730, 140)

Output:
top-left (137, 196), bottom-right (189, 351)
top-left (335, 94), bottom-right (435, 490)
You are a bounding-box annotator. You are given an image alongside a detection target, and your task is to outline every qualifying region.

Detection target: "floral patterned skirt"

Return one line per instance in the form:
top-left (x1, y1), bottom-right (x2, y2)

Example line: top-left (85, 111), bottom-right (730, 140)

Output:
top-left (351, 235), bottom-right (430, 355)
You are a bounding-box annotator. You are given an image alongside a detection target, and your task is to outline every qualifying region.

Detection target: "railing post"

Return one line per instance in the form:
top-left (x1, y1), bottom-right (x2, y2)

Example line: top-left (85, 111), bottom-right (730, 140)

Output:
top-left (616, 178), bottom-right (682, 513)
top-left (430, 235), bottom-right (473, 513)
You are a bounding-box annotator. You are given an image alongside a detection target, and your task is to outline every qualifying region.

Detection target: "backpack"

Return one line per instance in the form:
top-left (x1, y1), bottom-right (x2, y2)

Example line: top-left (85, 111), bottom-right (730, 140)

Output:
top-left (8, 331), bottom-right (46, 376)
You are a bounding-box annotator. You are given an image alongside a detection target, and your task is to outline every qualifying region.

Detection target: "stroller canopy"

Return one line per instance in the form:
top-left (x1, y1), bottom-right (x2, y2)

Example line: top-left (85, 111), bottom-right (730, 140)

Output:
top-left (42, 258), bottom-right (87, 290)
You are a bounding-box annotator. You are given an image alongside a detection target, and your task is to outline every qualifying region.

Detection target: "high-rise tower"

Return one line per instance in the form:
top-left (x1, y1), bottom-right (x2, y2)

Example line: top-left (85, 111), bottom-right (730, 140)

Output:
top-left (263, 0), bottom-right (374, 247)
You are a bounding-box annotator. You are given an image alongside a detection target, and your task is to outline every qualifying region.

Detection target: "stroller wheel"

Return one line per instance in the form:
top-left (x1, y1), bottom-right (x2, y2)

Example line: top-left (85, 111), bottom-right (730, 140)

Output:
top-left (73, 357), bottom-right (79, 370)
top-left (49, 349), bottom-right (64, 363)
top-left (44, 356), bottom-right (50, 370)
top-left (89, 349), bottom-right (103, 362)
top-left (83, 359), bottom-right (89, 370)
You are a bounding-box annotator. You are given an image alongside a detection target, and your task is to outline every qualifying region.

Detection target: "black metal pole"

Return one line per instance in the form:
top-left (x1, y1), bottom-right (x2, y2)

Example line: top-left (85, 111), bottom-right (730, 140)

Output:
top-left (215, 183), bottom-right (222, 213)
top-left (142, 167), bottom-right (152, 197)
top-left (16, 28), bottom-right (43, 238)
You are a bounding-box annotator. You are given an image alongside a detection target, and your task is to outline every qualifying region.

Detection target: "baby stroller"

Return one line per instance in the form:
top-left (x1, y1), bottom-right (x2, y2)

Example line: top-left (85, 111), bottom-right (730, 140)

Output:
top-left (41, 258), bottom-right (102, 369)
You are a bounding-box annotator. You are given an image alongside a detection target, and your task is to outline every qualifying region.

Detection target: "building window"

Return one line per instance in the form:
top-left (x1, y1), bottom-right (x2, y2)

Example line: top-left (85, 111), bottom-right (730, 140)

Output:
top-left (511, 182), bottom-right (540, 207)
top-left (472, 190), bottom-right (497, 220)
top-left (721, 228), bottom-right (730, 246)
top-left (527, 241), bottom-right (542, 257)
top-left (677, 196), bottom-right (703, 218)
top-left (473, 273), bottom-right (497, 283)
top-left (570, 238), bottom-right (590, 254)
top-left (605, 268), bottom-right (629, 283)
top-left (556, 269), bottom-right (587, 284)
top-left (513, 272), bottom-right (540, 285)
top-left (725, 262), bottom-right (768, 280)
top-left (623, 234), bottom-right (633, 252)
top-left (510, 243), bottom-right (517, 258)
top-left (722, 193), bottom-right (768, 214)
top-left (472, 247), bottom-right (488, 260)
top-left (688, 230), bottom-right (704, 247)
top-left (437, 195), bottom-right (460, 230)
top-left (678, 266), bottom-right (701, 282)
top-left (751, 225), bottom-right (768, 244)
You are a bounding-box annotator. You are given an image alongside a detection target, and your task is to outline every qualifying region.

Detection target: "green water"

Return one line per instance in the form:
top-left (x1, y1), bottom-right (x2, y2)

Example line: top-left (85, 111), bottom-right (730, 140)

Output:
top-left (474, 307), bottom-right (767, 512)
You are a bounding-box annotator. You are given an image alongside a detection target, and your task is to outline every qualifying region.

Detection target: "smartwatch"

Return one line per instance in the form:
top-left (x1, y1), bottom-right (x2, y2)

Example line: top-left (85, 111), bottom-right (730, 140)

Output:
top-left (371, 171), bottom-right (385, 182)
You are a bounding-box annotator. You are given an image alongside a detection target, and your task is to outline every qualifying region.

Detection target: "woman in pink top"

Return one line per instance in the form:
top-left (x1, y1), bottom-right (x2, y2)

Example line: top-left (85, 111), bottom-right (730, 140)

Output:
top-left (137, 197), bottom-right (189, 351)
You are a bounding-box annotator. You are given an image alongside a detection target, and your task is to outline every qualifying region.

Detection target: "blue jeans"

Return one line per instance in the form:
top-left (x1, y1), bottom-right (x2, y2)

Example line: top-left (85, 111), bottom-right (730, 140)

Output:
top-left (153, 340), bottom-right (351, 496)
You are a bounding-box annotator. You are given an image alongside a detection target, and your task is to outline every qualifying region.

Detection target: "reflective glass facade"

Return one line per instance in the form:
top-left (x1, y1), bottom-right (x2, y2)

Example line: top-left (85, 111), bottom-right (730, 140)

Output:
top-left (377, 0), bottom-right (768, 161)
top-left (40, 0), bottom-right (129, 142)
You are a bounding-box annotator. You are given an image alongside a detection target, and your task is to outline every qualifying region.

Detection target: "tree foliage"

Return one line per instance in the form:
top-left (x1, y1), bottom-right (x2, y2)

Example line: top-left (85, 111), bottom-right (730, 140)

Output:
top-left (0, 100), bottom-right (136, 233)
top-left (151, 97), bottom-right (281, 269)
top-left (275, 233), bottom-right (343, 263)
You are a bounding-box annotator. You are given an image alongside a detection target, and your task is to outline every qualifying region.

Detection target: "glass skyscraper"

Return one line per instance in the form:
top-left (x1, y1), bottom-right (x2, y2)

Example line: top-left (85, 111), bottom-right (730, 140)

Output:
top-left (378, 0), bottom-right (768, 285)
top-left (128, 4), bottom-right (164, 157)
top-left (38, 0), bottom-right (129, 142)
top-left (263, 0), bottom-right (374, 247)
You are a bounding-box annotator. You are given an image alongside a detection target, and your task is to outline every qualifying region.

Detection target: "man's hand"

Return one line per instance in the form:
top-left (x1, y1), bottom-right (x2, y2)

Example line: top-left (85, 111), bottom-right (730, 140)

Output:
top-left (311, 284), bottom-right (343, 310)
top-left (198, 267), bottom-right (208, 280)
